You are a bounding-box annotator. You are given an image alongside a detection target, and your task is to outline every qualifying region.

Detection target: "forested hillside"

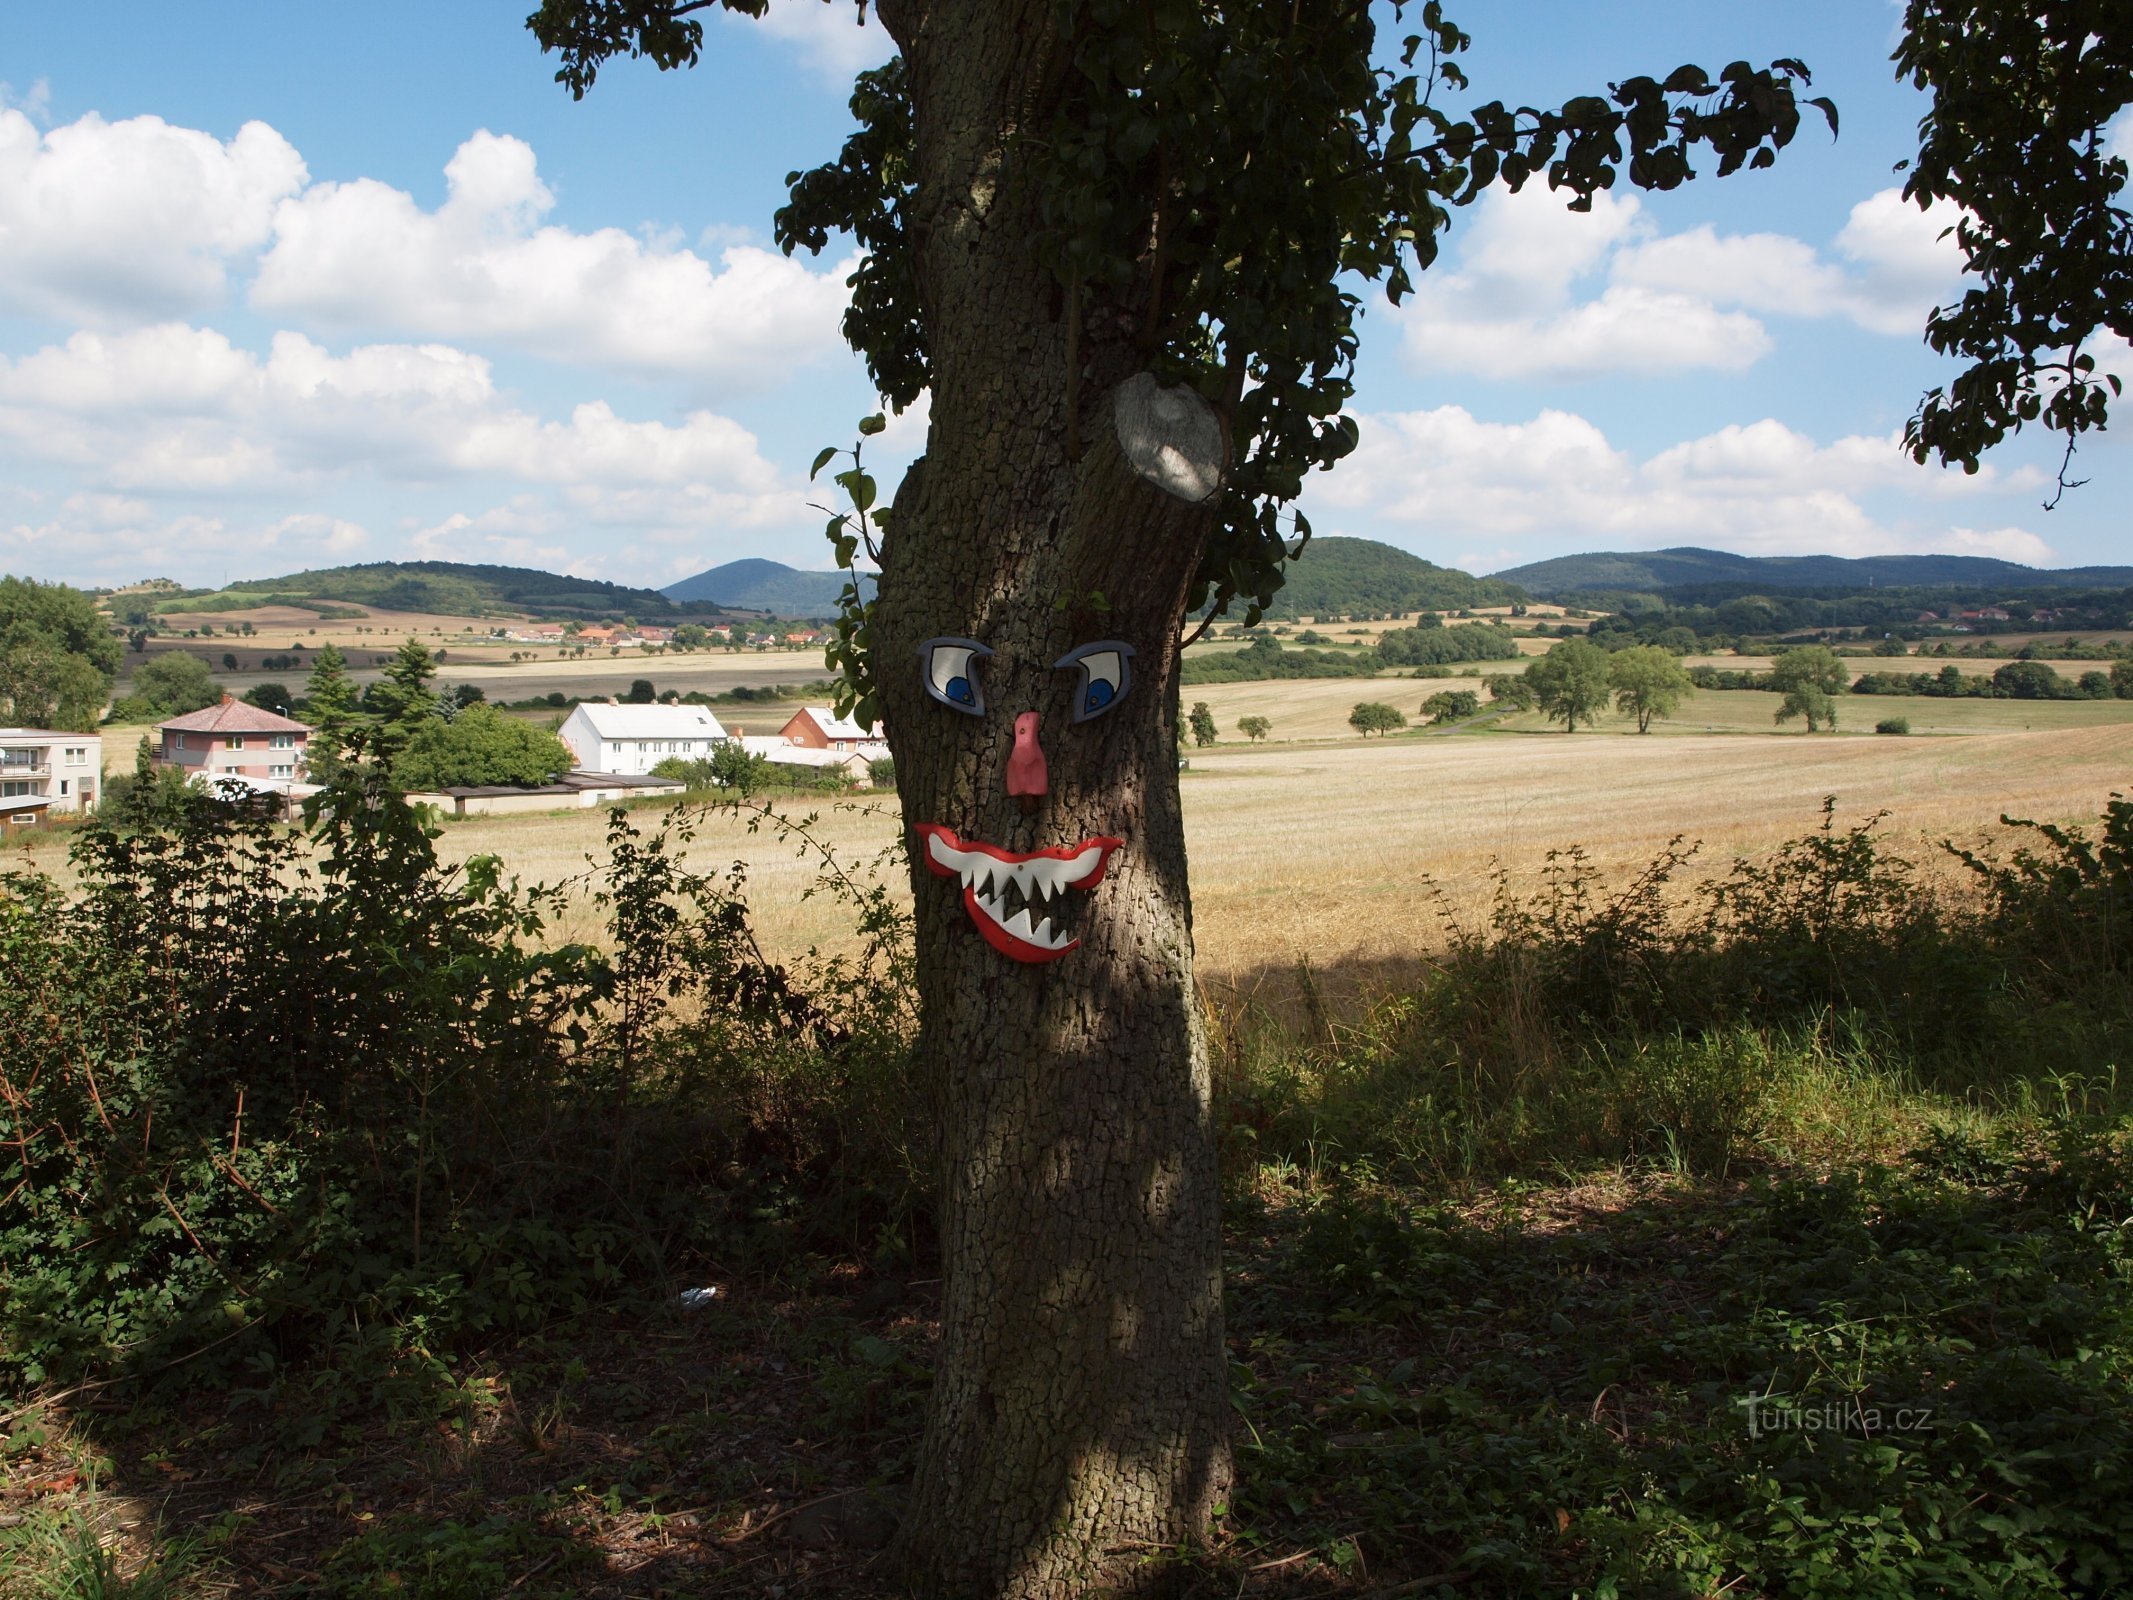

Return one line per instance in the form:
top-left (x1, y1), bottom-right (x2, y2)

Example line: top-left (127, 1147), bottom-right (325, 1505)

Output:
top-left (1259, 537), bottom-right (1524, 617)
top-left (154, 562), bottom-right (739, 620)
top-left (1502, 546), bottom-right (2133, 596)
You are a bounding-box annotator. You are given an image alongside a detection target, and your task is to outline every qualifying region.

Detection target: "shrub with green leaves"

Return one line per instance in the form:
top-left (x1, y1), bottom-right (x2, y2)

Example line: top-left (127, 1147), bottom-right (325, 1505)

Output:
top-left (0, 774), bottom-right (918, 1397)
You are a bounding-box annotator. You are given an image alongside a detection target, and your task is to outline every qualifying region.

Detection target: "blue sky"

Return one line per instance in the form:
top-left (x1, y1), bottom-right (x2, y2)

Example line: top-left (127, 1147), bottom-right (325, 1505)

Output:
top-left (0, 1), bottom-right (2124, 593)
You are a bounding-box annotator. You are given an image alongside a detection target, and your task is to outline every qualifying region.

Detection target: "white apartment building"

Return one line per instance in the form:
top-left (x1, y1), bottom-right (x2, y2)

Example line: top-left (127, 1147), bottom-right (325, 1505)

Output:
top-left (0, 728), bottom-right (103, 815)
top-left (557, 702), bottom-right (731, 776)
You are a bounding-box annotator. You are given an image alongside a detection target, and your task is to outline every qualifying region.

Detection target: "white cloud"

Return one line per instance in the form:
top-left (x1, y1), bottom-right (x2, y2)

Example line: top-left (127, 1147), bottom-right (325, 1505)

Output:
top-left (1941, 525), bottom-right (2057, 565)
top-left (1829, 189), bottom-right (1968, 331)
top-left (1314, 404), bottom-right (2029, 560)
top-left (724, 0), bottom-right (896, 83)
top-left (0, 110), bottom-right (306, 324)
top-left (0, 323), bottom-right (795, 511)
top-left (1, 498), bottom-right (379, 590)
top-left (0, 79), bottom-right (51, 123)
top-left (253, 130), bottom-right (853, 382)
top-left (264, 512), bottom-right (368, 556)
top-left (1397, 182), bottom-right (1969, 380)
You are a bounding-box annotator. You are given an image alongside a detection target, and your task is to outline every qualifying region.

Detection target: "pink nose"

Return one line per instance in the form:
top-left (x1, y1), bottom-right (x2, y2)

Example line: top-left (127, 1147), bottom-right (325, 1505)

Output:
top-left (1006, 710), bottom-right (1048, 797)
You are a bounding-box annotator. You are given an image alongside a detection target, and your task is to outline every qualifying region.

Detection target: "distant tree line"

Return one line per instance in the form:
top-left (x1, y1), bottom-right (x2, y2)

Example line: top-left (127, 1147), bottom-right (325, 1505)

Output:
top-left (1183, 622), bottom-right (1519, 684)
top-left (1687, 658), bottom-right (2133, 702)
top-left (1583, 584), bottom-right (2133, 653)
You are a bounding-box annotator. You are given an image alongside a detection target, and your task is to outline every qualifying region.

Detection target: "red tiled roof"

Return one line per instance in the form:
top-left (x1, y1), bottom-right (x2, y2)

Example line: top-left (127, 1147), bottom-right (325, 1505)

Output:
top-left (159, 698), bottom-right (311, 735)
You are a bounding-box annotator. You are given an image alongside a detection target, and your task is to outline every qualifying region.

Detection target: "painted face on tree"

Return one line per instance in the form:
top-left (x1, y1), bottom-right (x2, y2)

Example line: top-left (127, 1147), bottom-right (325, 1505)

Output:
top-left (912, 637), bottom-right (1135, 963)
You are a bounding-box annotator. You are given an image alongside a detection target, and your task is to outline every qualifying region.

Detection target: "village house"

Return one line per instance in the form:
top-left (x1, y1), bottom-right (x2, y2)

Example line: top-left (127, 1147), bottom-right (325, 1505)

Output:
top-left (738, 735), bottom-right (880, 788)
top-left (777, 706), bottom-right (887, 760)
top-left (157, 698), bottom-right (312, 781)
top-left (557, 702), bottom-right (730, 775)
top-left (0, 728), bottom-right (103, 829)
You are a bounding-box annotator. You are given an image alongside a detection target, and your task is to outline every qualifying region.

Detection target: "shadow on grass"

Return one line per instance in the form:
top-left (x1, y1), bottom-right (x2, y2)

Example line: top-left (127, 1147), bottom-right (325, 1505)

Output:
top-left (10, 1116), bottom-right (2130, 1599)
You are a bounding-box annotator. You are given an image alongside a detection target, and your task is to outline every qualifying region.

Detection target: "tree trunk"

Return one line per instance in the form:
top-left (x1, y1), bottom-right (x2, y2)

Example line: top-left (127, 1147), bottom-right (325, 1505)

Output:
top-left (872, 5), bottom-right (1232, 1593)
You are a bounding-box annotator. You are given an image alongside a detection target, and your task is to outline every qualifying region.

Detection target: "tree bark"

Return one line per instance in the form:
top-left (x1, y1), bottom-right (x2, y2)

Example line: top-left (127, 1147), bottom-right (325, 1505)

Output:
top-left (872, 4), bottom-right (1232, 1593)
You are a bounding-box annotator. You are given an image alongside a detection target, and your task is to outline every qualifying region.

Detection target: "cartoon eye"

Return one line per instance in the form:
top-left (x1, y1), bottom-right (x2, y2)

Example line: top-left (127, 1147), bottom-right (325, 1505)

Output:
top-left (918, 637), bottom-right (993, 715)
top-left (1054, 641), bottom-right (1135, 722)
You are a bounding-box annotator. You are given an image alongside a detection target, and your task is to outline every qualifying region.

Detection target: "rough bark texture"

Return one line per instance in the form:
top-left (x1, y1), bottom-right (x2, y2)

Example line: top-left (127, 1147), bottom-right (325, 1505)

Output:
top-left (871, 3), bottom-right (1232, 1594)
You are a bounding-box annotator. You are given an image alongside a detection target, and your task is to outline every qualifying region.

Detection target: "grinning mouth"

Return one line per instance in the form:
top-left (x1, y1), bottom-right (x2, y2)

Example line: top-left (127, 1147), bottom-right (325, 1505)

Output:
top-left (914, 823), bottom-right (1123, 963)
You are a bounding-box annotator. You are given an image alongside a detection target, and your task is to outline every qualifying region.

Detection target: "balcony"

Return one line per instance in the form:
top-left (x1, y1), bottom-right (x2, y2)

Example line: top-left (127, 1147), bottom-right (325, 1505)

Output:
top-left (0, 760), bottom-right (51, 779)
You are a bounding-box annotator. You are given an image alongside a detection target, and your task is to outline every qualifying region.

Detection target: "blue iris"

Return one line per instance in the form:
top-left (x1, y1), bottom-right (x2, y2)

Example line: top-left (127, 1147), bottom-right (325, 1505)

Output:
top-left (1083, 679), bottom-right (1114, 714)
top-left (948, 676), bottom-right (974, 706)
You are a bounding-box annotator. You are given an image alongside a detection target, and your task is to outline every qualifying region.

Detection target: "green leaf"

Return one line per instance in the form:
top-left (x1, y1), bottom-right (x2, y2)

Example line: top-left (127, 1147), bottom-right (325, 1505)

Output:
top-left (857, 412), bottom-right (887, 436)
top-left (809, 445), bottom-right (838, 480)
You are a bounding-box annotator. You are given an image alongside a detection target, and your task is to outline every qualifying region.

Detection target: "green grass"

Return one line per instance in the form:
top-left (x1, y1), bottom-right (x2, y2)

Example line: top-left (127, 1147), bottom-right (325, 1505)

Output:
top-left (6, 794), bottom-right (2131, 1596)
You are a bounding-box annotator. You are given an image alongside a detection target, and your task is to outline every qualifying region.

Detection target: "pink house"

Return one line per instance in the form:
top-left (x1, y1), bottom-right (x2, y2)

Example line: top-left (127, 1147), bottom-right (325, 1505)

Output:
top-left (158, 697), bottom-right (313, 781)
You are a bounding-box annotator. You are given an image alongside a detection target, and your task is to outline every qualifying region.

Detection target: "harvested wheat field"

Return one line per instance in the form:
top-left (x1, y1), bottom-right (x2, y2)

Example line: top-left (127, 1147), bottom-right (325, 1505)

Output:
top-left (412, 721), bottom-right (2132, 999)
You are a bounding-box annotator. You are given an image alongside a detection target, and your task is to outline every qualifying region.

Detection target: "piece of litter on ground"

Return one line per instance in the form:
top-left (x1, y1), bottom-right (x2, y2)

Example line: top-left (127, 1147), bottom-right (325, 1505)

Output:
top-left (673, 1287), bottom-right (721, 1309)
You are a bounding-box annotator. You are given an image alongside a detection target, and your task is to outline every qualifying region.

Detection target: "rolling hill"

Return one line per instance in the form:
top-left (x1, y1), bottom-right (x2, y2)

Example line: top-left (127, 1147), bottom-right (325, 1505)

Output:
top-left (1498, 547), bottom-right (2133, 596)
top-left (1260, 537), bottom-right (1525, 617)
top-left (664, 559), bottom-right (872, 614)
top-left (152, 562), bottom-right (741, 620)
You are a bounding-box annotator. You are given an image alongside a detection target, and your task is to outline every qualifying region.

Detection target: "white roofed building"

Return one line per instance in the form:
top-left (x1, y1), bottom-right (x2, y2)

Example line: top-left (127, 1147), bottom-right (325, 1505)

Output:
top-left (558, 703), bottom-right (730, 775)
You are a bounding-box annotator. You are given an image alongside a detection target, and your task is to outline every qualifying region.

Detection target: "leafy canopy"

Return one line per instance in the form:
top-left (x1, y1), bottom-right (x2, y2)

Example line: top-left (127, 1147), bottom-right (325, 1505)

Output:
top-left (1894, 0), bottom-right (2130, 502)
top-left (528, 0), bottom-right (1834, 633)
top-left (0, 577), bottom-right (119, 732)
top-left (1349, 701), bottom-right (1407, 736)
top-left (392, 702), bottom-right (574, 790)
top-left (1527, 639), bottom-right (1613, 732)
top-left (1606, 643), bottom-right (1695, 733)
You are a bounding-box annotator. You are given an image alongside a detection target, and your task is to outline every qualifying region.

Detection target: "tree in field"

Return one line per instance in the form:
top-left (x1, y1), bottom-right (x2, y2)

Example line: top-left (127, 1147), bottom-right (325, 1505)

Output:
top-left (1349, 701), bottom-right (1407, 737)
top-left (0, 577), bottom-right (120, 731)
top-left (243, 682), bottom-right (296, 715)
top-left (2113, 657), bottom-right (2133, 699)
top-left (129, 652), bottom-right (221, 718)
top-left (1527, 639), bottom-right (1613, 732)
top-left (1770, 645), bottom-right (1846, 698)
top-left (527, 3), bottom-right (1837, 1590)
top-left (1894, 1), bottom-right (2131, 503)
top-left (1236, 714), bottom-right (1271, 742)
top-left (1188, 701), bottom-right (1218, 747)
top-left (1992, 659), bottom-right (2069, 699)
top-left (392, 703), bottom-right (574, 790)
top-left (1770, 643), bottom-right (1847, 732)
top-left (304, 644), bottom-right (359, 781)
top-left (1420, 688), bottom-right (1480, 725)
top-left (1486, 671), bottom-right (1538, 712)
top-left (1606, 644), bottom-right (1694, 733)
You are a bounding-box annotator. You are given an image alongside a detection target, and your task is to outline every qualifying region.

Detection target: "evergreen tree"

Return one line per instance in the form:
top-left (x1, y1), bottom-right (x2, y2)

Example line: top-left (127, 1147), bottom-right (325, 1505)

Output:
top-left (304, 643), bottom-right (359, 780)
top-left (368, 639), bottom-right (438, 754)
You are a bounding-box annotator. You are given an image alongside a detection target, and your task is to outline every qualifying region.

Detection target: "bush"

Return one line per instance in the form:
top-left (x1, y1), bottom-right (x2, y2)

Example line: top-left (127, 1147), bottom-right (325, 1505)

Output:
top-left (1420, 689), bottom-right (1480, 725)
top-left (1876, 717), bottom-right (1911, 735)
top-left (0, 779), bottom-right (920, 1397)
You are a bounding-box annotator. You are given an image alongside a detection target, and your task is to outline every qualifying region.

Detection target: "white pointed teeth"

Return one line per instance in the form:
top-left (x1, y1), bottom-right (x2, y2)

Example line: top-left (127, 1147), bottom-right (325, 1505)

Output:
top-left (923, 829), bottom-right (1111, 953)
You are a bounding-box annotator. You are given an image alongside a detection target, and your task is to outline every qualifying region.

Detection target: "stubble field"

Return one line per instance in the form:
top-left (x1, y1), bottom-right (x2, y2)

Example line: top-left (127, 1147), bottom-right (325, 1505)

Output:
top-left (398, 716), bottom-right (2133, 997)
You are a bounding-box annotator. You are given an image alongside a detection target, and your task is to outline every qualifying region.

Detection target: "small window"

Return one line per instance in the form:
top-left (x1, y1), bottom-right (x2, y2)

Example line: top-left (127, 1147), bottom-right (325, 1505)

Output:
top-left (271, 734), bottom-right (292, 749)
top-left (58, 780), bottom-right (69, 795)
top-left (270, 765), bottom-right (293, 778)
top-left (225, 735), bottom-right (243, 750)
top-left (64, 746), bottom-right (86, 765)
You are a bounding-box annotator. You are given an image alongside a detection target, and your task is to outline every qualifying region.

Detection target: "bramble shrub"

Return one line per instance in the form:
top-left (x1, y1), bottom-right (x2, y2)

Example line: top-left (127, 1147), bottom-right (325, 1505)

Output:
top-left (0, 770), bottom-right (918, 1399)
